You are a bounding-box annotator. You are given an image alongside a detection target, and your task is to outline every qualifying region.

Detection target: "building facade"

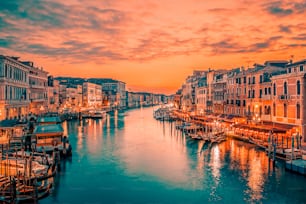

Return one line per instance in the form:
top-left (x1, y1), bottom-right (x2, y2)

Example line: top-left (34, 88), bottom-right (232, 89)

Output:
top-left (47, 76), bottom-right (60, 112)
top-left (82, 82), bottom-right (102, 108)
top-left (27, 63), bottom-right (48, 114)
top-left (271, 59), bottom-right (306, 143)
top-left (0, 56), bottom-right (30, 120)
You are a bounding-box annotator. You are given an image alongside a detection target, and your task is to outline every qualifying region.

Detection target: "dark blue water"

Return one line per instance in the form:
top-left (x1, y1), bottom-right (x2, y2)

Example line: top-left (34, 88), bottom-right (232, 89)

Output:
top-left (41, 107), bottom-right (306, 204)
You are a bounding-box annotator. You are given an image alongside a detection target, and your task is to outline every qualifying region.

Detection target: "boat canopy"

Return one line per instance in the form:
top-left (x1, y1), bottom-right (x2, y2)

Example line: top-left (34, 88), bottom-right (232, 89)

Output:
top-left (37, 117), bottom-right (61, 124)
top-left (34, 124), bottom-right (64, 134)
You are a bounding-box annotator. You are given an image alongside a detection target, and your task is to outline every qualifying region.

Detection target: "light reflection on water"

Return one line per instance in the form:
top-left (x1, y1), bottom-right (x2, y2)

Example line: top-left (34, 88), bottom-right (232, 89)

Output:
top-left (42, 107), bottom-right (306, 204)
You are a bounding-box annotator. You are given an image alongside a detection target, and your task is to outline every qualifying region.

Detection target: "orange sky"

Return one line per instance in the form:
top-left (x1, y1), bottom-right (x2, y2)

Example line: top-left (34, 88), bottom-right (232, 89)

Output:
top-left (0, 0), bottom-right (306, 94)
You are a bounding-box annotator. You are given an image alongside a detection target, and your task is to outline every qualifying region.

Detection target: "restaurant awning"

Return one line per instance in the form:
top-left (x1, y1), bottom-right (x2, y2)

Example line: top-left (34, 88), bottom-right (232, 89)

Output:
top-left (233, 123), bottom-right (289, 134)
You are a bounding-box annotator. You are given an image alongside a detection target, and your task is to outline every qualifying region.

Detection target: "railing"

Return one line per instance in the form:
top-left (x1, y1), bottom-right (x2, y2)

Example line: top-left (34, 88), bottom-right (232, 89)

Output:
top-left (278, 95), bottom-right (291, 100)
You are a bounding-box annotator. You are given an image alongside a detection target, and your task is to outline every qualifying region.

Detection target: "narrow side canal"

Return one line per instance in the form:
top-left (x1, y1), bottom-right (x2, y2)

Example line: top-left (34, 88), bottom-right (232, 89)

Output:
top-left (41, 106), bottom-right (306, 204)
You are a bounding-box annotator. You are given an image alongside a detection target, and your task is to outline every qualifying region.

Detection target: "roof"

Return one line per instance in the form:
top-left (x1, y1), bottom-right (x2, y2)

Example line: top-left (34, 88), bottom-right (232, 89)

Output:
top-left (286, 59), bottom-right (306, 67)
top-left (34, 124), bottom-right (64, 134)
top-left (37, 117), bottom-right (61, 124)
top-left (0, 120), bottom-right (18, 128)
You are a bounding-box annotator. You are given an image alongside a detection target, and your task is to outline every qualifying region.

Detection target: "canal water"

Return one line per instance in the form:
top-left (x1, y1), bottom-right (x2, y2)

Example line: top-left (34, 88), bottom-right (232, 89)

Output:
top-left (41, 106), bottom-right (306, 204)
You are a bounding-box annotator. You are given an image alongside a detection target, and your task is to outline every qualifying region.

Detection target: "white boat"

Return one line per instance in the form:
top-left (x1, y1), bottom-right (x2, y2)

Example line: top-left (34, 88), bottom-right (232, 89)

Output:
top-left (82, 110), bottom-right (107, 119)
top-left (0, 159), bottom-right (48, 177)
top-left (11, 151), bottom-right (54, 165)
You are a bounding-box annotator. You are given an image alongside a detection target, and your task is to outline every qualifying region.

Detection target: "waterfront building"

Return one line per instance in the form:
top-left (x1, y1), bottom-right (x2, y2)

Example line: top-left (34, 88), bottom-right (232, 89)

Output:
top-left (271, 59), bottom-right (306, 144)
top-left (0, 55), bottom-right (29, 120)
top-left (59, 84), bottom-right (67, 108)
top-left (212, 72), bottom-right (227, 114)
top-left (195, 70), bottom-right (221, 115)
top-left (195, 77), bottom-right (207, 115)
top-left (126, 91), bottom-right (142, 108)
top-left (244, 61), bottom-right (287, 124)
top-left (82, 82), bottom-right (102, 108)
top-left (88, 78), bottom-right (126, 109)
top-left (181, 71), bottom-right (206, 113)
top-left (173, 90), bottom-right (182, 109)
top-left (66, 84), bottom-right (83, 111)
top-left (47, 76), bottom-right (60, 112)
top-left (27, 62), bottom-right (48, 114)
top-left (224, 68), bottom-right (244, 118)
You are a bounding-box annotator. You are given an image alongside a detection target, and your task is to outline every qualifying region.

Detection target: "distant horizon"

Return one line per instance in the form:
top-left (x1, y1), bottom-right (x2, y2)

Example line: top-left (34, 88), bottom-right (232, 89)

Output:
top-left (1, 0), bottom-right (305, 94)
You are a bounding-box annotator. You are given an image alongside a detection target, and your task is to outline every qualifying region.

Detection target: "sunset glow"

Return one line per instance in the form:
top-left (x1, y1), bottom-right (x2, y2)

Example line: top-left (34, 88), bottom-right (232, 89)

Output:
top-left (0, 0), bottom-right (306, 93)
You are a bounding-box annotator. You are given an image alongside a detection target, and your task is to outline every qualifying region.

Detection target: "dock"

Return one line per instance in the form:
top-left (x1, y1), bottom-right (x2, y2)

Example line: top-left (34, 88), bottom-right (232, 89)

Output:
top-left (286, 159), bottom-right (306, 175)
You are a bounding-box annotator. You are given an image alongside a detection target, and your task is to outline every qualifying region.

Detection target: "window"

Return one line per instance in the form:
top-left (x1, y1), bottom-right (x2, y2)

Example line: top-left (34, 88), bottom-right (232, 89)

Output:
top-left (297, 104), bottom-right (301, 119)
top-left (259, 89), bottom-right (262, 98)
top-left (273, 83), bottom-right (276, 96)
top-left (268, 87), bottom-right (271, 95)
top-left (264, 88), bottom-right (267, 95)
top-left (284, 82), bottom-right (287, 95)
top-left (273, 103), bottom-right (276, 116)
top-left (252, 90), bottom-right (255, 98)
top-left (284, 104), bottom-right (287, 117)
top-left (260, 75), bottom-right (263, 83)
top-left (288, 68), bottom-right (291, 73)
top-left (252, 76), bottom-right (255, 84)
top-left (300, 65), bottom-right (303, 72)
top-left (243, 77), bottom-right (246, 84)
top-left (297, 80), bottom-right (300, 95)
top-left (265, 106), bottom-right (271, 115)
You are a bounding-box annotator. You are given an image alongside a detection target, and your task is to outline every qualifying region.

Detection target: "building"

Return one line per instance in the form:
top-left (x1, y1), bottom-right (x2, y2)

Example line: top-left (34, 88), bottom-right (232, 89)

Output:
top-left (212, 73), bottom-right (227, 114)
top-left (47, 76), bottom-right (60, 112)
top-left (27, 62), bottom-right (48, 114)
top-left (126, 91), bottom-right (142, 108)
top-left (271, 59), bottom-right (306, 144)
top-left (0, 56), bottom-right (30, 120)
top-left (82, 82), bottom-right (102, 108)
top-left (66, 84), bottom-right (83, 110)
top-left (88, 78), bottom-right (126, 109)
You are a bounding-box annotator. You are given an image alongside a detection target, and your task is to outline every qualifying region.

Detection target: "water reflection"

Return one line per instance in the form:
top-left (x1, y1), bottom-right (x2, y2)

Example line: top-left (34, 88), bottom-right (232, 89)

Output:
top-left (41, 107), bottom-right (306, 204)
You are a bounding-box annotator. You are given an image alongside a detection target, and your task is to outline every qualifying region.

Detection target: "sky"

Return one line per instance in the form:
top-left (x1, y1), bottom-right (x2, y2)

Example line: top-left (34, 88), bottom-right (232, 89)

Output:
top-left (0, 0), bottom-right (306, 94)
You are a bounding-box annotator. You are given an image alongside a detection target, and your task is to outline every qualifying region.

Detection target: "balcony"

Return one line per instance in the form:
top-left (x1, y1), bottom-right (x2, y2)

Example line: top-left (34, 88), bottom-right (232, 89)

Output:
top-left (278, 95), bottom-right (291, 100)
top-left (30, 84), bottom-right (46, 89)
top-left (30, 98), bottom-right (46, 102)
top-left (261, 95), bottom-right (272, 100)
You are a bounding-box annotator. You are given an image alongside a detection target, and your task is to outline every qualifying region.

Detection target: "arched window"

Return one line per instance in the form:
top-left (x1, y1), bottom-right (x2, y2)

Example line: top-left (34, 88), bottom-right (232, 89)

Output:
top-left (273, 103), bottom-right (276, 116)
top-left (297, 80), bottom-right (301, 95)
top-left (284, 82), bottom-right (287, 95)
top-left (267, 106), bottom-right (271, 115)
top-left (297, 104), bottom-right (301, 119)
top-left (273, 83), bottom-right (276, 96)
top-left (284, 103), bottom-right (287, 117)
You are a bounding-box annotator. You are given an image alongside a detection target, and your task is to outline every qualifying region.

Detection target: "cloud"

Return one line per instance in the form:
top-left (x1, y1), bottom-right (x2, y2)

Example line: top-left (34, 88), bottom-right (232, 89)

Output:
top-left (292, 33), bottom-right (306, 41)
top-left (279, 25), bottom-right (291, 33)
top-left (208, 36), bottom-right (283, 55)
top-left (0, 0), bottom-right (305, 65)
top-left (264, 1), bottom-right (306, 16)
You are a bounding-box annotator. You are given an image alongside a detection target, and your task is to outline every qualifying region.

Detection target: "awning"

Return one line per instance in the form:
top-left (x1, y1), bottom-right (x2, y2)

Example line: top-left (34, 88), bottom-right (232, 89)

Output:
top-left (233, 123), bottom-right (288, 134)
top-left (34, 124), bottom-right (64, 134)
